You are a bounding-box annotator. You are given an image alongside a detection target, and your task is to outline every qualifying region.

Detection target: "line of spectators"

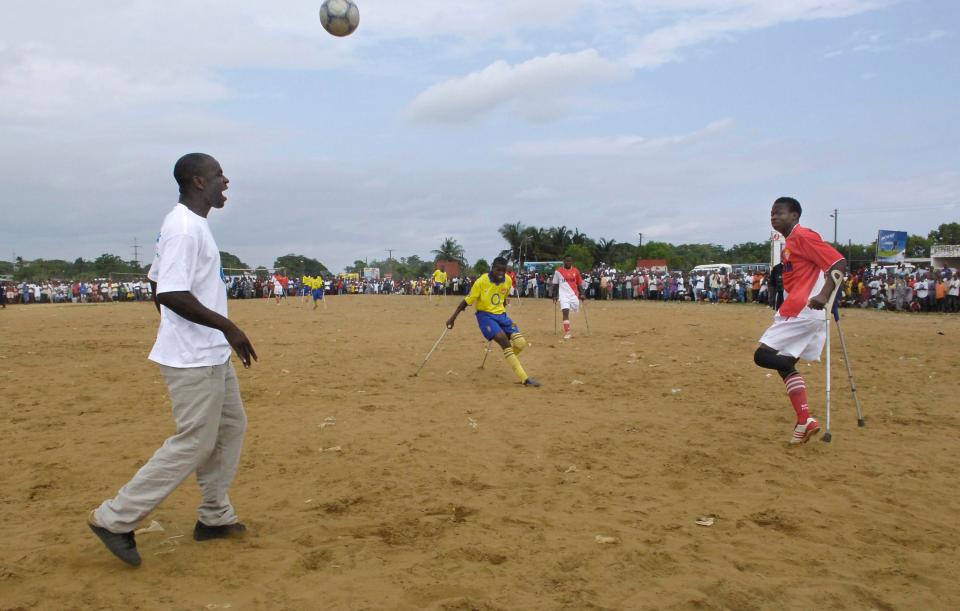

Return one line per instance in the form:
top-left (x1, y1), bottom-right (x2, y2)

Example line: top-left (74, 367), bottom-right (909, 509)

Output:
top-left (6, 263), bottom-right (956, 314)
top-left (1, 279), bottom-right (153, 304)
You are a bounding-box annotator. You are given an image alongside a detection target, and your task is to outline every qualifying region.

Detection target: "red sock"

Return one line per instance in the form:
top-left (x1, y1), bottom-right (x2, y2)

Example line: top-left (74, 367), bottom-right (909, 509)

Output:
top-left (563, 320), bottom-right (571, 333)
top-left (784, 373), bottom-right (810, 424)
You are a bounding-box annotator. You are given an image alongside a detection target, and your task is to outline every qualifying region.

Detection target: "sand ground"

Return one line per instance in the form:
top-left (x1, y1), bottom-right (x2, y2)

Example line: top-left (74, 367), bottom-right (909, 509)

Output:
top-left (1, 296), bottom-right (959, 611)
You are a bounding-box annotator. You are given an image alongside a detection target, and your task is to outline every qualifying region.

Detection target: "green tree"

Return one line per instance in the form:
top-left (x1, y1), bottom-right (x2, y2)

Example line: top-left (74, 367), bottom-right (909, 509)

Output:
top-left (0, 260), bottom-right (13, 275)
top-left (725, 241), bottom-right (769, 263)
top-left (90, 253), bottom-right (142, 277)
top-left (639, 241), bottom-right (674, 262)
top-left (592, 238), bottom-right (618, 265)
top-left (609, 242), bottom-right (639, 271)
top-left (473, 258), bottom-right (490, 274)
top-left (565, 244), bottom-right (594, 271)
top-left (14, 258), bottom-right (82, 281)
top-left (432, 237), bottom-right (466, 265)
top-left (274, 254), bottom-right (329, 278)
top-left (929, 222), bottom-right (960, 245)
top-left (545, 226), bottom-right (573, 259)
top-left (844, 242), bottom-right (876, 265)
top-left (345, 259), bottom-right (368, 274)
top-left (220, 251), bottom-right (249, 271)
top-left (907, 235), bottom-right (931, 258)
top-left (498, 222), bottom-right (526, 261)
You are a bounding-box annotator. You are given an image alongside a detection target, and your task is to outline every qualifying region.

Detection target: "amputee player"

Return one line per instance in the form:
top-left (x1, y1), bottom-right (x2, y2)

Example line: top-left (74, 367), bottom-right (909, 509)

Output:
top-left (311, 275), bottom-right (325, 310)
top-left (551, 255), bottom-right (584, 339)
top-left (447, 257), bottom-right (540, 387)
top-left (301, 275), bottom-right (311, 303)
top-left (433, 264), bottom-right (448, 296)
top-left (87, 153), bottom-right (257, 566)
top-left (754, 197), bottom-right (846, 445)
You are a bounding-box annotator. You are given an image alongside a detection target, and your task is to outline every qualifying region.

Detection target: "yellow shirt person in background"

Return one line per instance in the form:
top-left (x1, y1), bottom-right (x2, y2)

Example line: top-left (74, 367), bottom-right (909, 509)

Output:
top-left (433, 265), bottom-right (448, 296)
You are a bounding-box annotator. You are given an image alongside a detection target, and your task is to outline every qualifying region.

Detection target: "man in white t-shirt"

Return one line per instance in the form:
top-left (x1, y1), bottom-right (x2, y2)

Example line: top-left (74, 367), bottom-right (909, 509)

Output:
top-left (948, 275), bottom-right (960, 313)
top-left (88, 153), bottom-right (257, 567)
top-left (915, 277), bottom-right (929, 312)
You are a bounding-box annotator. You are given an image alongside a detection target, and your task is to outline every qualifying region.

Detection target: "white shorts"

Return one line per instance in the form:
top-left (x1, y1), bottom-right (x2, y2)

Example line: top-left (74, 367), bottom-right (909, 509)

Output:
top-left (559, 294), bottom-right (580, 312)
top-left (759, 315), bottom-right (826, 362)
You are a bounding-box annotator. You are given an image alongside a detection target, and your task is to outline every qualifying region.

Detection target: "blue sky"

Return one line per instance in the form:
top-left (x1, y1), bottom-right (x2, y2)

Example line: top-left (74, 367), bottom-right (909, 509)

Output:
top-left (1, 0), bottom-right (956, 271)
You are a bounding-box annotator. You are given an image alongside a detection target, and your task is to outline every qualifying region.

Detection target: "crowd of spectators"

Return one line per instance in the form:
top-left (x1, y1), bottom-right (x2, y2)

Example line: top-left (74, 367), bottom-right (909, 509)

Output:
top-left (1, 279), bottom-right (153, 304)
top-left (4, 262), bottom-right (956, 314)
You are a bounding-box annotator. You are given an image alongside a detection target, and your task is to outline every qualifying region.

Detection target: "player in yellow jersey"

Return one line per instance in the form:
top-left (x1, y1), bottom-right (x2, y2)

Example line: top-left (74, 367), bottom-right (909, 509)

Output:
top-left (446, 257), bottom-right (540, 387)
top-left (310, 276), bottom-right (325, 310)
top-left (433, 265), bottom-right (448, 296)
top-left (301, 275), bottom-right (312, 303)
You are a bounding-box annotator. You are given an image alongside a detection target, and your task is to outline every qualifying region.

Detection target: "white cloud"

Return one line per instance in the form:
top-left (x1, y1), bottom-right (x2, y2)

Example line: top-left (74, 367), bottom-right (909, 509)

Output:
top-left (624, 0), bottom-right (887, 68)
top-left (404, 49), bottom-right (626, 124)
top-left (513, 186), bottom-right (560, 201)
top-left (0, 44), bottom-right (229, 120)
top-left (507, 119), bottom-right (733, 157)
top-left (905, 29), bottom-right (947, 44)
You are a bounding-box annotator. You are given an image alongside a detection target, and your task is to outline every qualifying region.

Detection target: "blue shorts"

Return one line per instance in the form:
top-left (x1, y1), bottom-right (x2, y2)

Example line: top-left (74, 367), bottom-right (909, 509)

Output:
top-left (312, 289), bottom-right (324, 300)
top-left (476, 311), bottom-right (519, 341)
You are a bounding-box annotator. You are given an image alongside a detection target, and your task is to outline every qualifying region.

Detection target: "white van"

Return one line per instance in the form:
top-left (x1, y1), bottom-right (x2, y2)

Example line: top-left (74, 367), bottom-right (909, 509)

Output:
top-left (690, 264), bottom-right (732, 275)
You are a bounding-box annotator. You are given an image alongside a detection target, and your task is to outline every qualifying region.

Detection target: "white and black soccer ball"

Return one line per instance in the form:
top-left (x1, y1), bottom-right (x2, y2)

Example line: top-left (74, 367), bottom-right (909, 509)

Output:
top-left (319, 0), bottom-right (360, 37)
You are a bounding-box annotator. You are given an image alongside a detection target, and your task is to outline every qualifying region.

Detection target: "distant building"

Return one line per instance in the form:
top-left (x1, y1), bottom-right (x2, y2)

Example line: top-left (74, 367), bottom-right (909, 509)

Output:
top-left (931, 245), bottom-right (960, 270)
top-left (636, 259), bottom-right (668, 272)
top-left (435, 260), bottom-right (461, 278)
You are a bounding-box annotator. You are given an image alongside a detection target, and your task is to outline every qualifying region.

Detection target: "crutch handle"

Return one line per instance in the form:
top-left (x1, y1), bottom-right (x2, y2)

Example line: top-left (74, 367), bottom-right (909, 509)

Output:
top-left (827, 269), bottom-right (844, 311)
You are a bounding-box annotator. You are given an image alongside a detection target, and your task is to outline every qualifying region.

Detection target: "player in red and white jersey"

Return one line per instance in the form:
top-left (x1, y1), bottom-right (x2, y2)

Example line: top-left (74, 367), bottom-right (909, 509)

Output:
top-left (551, 255), bottom-right (584, 339)
top-left (754, 197), bottom-right (846, 445)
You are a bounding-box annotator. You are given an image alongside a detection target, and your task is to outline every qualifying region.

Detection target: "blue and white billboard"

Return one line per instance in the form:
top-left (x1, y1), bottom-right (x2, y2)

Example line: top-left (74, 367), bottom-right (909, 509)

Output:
top-left (876, 230), bottom-right (908, 263)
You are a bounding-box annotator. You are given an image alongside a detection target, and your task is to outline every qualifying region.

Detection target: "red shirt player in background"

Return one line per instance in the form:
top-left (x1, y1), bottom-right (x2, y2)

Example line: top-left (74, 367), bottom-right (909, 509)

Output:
top-left (551, 255), bottom-right (584, 339)
top-left (506, 267), bottom-right (518, 298)
top-left (754, 196), bottom-right (846, 445)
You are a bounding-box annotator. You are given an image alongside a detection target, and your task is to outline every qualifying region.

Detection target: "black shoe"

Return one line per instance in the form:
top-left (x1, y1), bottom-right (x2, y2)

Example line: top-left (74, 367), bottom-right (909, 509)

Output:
top-left (193, 521), bottom-right (248, 541)
top-left (523, 378), bottom-right (541, 387)
top-left (88, 520), bottom-right (141, 566)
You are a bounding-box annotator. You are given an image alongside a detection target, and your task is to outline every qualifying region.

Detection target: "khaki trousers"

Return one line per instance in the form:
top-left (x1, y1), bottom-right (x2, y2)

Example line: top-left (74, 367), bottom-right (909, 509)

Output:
top-left (95, 359), bottom-right (246, 533)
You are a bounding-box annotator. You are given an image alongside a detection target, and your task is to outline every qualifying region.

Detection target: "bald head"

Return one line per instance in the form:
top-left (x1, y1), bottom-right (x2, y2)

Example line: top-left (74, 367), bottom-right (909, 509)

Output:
top-left (172, 153), bottom-right (229, 214)
top-left (173, 153), bottom-right (217, 194)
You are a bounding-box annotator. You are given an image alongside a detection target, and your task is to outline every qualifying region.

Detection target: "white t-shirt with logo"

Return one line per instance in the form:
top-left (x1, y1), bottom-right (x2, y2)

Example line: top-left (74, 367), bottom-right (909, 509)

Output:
top-left (147, 204), bottom-right (231, 368)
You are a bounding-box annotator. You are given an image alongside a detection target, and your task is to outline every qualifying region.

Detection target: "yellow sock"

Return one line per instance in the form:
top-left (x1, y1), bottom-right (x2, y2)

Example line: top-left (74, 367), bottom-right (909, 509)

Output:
top-left (510, 332), bottom-right (527, 354)
top-left (503, 347), bottom-right (528, 383)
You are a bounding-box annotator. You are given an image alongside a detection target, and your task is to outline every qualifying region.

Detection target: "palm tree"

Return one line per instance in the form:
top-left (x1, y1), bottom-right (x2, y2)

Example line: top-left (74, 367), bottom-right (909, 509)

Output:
top-left (593, 237), bottom-right (617, 265)
top-left (546, 225), bottom-right (573, 259)
top-left (520, 227), bottom-right (546, 263)
top-left (498, 222), bottom-right (526, 261)
top-left (432, 237), bottom-right (466, 265)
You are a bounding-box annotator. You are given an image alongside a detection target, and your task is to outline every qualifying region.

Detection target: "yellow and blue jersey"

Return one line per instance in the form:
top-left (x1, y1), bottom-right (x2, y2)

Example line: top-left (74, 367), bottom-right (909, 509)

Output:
top-left (433, 269), bottom-right (448, 284)
top-left (465, 273), bottom-right (512, 315)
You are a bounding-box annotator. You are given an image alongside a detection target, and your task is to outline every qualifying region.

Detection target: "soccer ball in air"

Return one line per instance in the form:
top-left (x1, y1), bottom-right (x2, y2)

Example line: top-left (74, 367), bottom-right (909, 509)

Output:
top-left (319, 0), bottom-right (360, 37)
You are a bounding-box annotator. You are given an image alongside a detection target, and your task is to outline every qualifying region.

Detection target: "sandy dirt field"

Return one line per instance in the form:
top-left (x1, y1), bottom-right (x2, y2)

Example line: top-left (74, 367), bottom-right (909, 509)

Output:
top-left (1, 296), bottom-right (959, 610)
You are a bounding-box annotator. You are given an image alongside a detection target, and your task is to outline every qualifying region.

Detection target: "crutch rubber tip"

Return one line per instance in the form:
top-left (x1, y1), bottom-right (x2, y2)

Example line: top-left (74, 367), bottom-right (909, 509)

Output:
top-left (857, 419), bottom-right (865, 427)
top-left (821, 432), bottom-right (832, 443)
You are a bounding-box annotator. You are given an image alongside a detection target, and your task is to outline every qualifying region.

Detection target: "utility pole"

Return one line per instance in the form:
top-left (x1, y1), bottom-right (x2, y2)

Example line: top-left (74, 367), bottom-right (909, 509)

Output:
top-left (385, 249), bottom-right (393, 276)
top-left (132, 237), bottom-right (142, 269)
top-left (638, 233), bottom-right (643, 253)
top-left (830, 209), bottom-right (838, 245)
